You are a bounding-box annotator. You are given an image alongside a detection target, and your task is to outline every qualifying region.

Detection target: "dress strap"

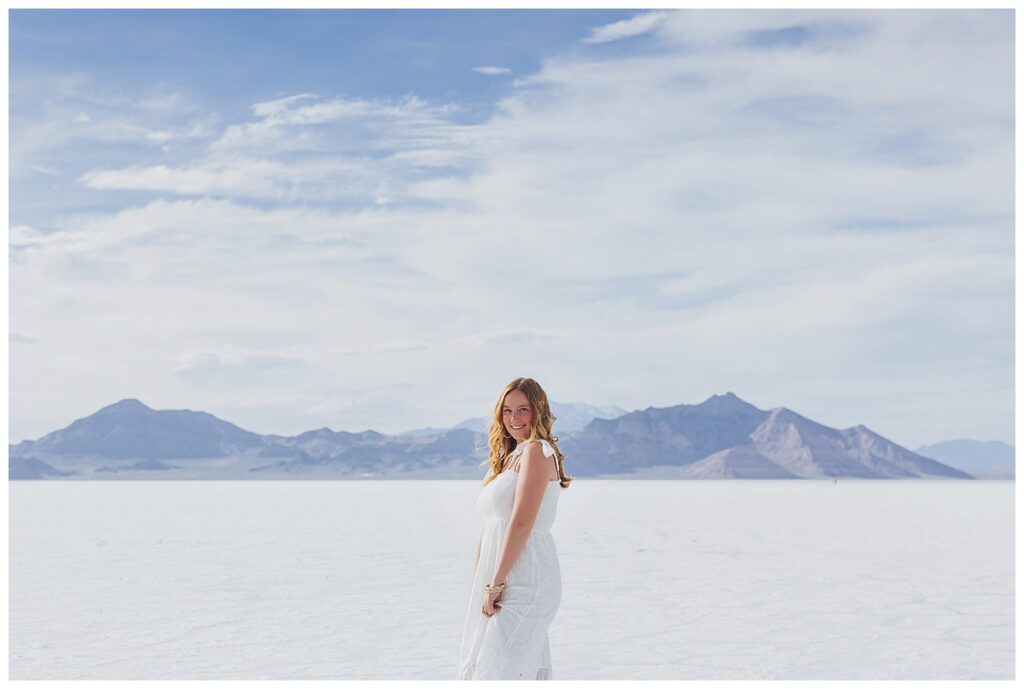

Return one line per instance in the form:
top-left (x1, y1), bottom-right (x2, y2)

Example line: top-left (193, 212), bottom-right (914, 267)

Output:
top-left (508, 439), bottom-right (559, 475)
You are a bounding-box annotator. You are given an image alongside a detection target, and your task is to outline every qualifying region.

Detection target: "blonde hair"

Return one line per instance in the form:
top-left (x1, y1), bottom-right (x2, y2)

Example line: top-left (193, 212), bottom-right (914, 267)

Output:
top-left (481, 377), bottom-right (573, 490)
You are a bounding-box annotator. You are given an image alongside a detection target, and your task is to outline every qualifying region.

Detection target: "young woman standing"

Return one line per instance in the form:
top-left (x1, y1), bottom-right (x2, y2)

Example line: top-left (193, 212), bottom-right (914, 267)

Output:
top-left (458, 377), bottom-right (573, 680)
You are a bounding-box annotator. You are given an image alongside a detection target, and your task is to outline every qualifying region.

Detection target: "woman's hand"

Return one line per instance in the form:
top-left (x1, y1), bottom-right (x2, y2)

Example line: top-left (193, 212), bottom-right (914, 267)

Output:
top-left (482, 588), bottom-right (503, 617)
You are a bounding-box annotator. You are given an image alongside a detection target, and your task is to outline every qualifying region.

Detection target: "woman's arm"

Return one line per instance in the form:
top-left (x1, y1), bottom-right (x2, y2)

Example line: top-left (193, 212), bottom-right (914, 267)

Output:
top-left (475, 529), bottom-right (482, 569)
top-left (490, 442), bottom-right (550, 585)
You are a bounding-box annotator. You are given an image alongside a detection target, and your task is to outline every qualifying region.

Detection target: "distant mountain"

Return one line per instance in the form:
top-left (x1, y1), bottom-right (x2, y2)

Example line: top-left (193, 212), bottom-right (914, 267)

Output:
top-left (450, 401), bottom-right (631, 435)
top-left (560, 393), bottom-right (971, 480)
top-left (567, 392), bottom-right (769, 473)
top-left (397, 426), bottom-right (457, 437)
top-left (249, 428), bottom-right (480, 477)
top-left (9, 456), bottom-right (74, 480)
top-left (678, 444), bottom-right (801, 479)
top-left (264, 427), bottom-right (387, 461)
top-left (10, 399), bottom-right (264, 461)
top-left (9, 393), bottom-right (973, 480)
top-left (914, 439), bottom-right (1015, 479)
top-left (548, 401), bottom-right (631, 433)
top-left (8, 400), bottom-right (485, 479)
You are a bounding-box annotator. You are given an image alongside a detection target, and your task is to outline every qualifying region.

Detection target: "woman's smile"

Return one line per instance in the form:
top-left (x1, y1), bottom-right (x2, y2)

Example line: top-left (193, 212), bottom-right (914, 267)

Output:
top-left (502, 389), bottom-right (534, 438)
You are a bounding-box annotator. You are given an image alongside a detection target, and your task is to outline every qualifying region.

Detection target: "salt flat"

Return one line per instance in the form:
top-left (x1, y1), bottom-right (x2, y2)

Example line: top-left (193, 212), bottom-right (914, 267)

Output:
top-left (9, 479), bottom-right (1013, 680)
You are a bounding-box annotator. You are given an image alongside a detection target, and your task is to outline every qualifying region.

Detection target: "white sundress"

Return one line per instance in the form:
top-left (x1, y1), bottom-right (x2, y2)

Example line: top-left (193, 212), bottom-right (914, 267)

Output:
top-left (458, 438), bottom-right (563, 680)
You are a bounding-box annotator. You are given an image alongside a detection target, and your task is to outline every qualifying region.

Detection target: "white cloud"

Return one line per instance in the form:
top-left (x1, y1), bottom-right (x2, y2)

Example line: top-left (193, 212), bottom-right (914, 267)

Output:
top-left (74, 93), bottom-right (477, 203)
top-left (472, 66), bottom-right (511, 75)
top-left (9, 73), bottom-right (218, 177)
top-left (171, 344), bottom-right (310, 384)
top-left (582, 10), bottom-right (673, 44)
top-left (210, 93), bottom-right (462, 154)
top-left (77, 158), bottom-right (372, 200)
top-left (251, 92), bottom-right (319, 117)
top-left (29, 164), bottom-right (59, 176)
top-left (335, 340), bottom-right (431, 356)
top-left (10, 331), bottom-right (39, 344)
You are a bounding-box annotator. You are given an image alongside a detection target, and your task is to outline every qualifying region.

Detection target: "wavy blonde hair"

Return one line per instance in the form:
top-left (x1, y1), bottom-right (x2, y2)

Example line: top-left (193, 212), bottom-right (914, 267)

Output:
top-left (480, 377), bottom-right (573, 490)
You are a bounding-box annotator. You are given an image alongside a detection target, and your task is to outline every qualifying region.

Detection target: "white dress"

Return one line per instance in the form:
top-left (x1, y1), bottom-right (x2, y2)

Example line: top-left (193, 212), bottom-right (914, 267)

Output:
top-left (458, 438), bottom-right (563, 680)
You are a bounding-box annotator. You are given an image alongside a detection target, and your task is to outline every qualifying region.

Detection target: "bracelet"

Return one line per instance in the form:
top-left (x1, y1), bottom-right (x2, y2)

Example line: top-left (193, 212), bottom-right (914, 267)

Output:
top-left (484, 582), bottom-right (506, 594)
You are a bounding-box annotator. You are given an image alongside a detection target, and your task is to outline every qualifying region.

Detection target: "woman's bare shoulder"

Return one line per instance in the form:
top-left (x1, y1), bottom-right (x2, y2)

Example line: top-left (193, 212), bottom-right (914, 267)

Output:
top-left (518, 440), bottom-right (559, 480)
top-left (523, 438), bottom-right (556, 457)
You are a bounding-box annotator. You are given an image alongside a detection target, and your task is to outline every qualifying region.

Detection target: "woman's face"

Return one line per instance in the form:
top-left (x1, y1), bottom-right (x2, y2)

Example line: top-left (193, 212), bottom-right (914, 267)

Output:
top-left (502, 389), bottom-right (534, 443)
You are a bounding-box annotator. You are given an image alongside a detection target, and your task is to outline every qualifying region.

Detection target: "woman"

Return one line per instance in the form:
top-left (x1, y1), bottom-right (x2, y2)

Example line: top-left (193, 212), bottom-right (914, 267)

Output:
top-left (458, 377), bottom-right (573, 680)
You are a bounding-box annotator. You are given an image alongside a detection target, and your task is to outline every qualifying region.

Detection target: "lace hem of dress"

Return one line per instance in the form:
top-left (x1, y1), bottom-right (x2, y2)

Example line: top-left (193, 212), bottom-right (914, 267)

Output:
top-left (459, 661), bottom-right (552, 680)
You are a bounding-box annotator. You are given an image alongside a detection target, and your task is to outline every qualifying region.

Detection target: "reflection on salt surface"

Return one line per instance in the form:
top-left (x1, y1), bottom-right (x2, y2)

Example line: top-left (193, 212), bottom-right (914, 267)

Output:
top-left (9, 479), bottom-right (1013, 679)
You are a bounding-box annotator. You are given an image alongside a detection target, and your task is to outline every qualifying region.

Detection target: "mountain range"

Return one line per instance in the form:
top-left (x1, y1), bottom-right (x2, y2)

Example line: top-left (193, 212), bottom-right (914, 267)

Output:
top-left (913, 439), bottom-right (1015, 479)
top-left (9, 393), bottom-right (1008, 481)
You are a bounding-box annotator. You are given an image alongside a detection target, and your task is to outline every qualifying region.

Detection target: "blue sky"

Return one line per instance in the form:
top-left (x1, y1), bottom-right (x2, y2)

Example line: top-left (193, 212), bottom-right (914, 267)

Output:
top-left (11, 8), bottom-right (638, 225)
top-left (11, 9), bottom-right (635, 119)
top-left (8, 9), bottom-right (1014, 448)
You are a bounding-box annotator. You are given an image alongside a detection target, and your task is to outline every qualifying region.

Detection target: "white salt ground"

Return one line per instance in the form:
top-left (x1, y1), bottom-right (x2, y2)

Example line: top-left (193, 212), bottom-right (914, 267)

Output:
top-left (9, 479), bottom-right (1013, 680)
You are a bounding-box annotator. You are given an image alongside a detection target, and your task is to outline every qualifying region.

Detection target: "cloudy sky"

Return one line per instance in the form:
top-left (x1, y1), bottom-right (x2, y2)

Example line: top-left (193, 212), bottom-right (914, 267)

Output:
top-left (8, 8), bottom-right (1014, 448)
